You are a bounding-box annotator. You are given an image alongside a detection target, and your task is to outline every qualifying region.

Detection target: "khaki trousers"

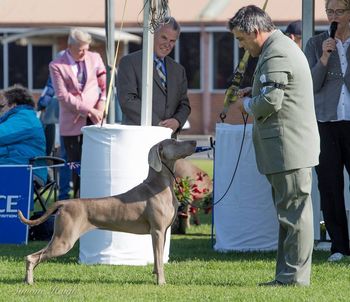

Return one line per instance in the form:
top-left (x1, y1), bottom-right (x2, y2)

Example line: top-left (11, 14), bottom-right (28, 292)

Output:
top-left (266, 167), bottom-right (314, 286)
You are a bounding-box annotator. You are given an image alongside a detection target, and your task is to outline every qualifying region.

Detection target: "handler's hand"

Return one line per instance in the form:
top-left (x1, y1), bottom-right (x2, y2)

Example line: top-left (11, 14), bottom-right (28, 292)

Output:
top-left (238, 87), bottom-right (252, 98)
top-left (159, 118), bottom-right (180, 133)
top-left (231, 97), bottom-right (247, 115)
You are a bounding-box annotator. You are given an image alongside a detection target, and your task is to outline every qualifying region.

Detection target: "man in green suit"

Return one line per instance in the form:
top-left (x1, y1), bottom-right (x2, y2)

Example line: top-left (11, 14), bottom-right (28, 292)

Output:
top-left (229, 6), bottom-right (320, 286)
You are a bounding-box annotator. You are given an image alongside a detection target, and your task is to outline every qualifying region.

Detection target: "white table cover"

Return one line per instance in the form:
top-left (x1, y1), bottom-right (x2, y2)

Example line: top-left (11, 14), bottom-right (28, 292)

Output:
top-left (214, 123), bottom-right (279, 251)
top-left (213, 123), bottom-right (350, 249)
top-left (79, 124), bottom-right (172, 265)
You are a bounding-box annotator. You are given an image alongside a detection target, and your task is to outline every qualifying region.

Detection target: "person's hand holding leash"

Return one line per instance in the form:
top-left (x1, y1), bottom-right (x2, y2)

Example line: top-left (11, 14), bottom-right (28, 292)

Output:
top-left (231, 87), bottom-right (252, 115)
top-left (238, 86), bottom-right (252, 98)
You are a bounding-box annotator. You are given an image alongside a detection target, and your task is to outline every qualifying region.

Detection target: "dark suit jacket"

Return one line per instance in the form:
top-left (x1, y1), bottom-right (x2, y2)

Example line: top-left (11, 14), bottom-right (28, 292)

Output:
top-left (116, 50), bottom-right (191, 130)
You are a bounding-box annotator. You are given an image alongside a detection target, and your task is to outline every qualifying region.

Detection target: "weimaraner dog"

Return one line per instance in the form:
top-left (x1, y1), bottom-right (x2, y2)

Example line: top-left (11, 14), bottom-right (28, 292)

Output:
top-left (18, 139), bottom-right (196, 285)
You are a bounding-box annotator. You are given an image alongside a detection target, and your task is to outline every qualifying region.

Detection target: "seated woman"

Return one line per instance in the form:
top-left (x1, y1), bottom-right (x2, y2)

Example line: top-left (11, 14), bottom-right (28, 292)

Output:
top-left (0, 85), bottom-right (47, 184)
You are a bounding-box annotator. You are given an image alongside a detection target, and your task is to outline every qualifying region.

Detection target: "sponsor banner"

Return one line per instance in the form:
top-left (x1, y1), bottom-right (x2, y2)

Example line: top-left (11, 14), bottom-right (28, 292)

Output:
top-left (0, 165), bottom-right (32, 244)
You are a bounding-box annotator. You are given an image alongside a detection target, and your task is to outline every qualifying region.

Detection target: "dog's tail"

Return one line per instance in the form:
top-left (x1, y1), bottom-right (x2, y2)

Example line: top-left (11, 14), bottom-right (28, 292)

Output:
top-left (18, 202), bottom-right (63, 226)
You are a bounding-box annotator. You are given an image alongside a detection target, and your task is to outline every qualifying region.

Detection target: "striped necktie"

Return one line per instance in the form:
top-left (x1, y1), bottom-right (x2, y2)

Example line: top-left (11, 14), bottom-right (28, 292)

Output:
top-left (76, 61), bottom-right (86, 90)
top-left (154, 58), bottom-right (167, 90)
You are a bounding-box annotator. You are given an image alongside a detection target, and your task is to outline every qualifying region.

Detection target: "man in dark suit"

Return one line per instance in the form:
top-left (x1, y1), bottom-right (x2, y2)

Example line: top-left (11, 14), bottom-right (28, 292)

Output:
top-left (116, 17), bottom-right (191, 135)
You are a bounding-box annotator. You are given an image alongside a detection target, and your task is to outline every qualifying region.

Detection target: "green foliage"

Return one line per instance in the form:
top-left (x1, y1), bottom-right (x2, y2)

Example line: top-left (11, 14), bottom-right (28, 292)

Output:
top-left (1, 215), bottom-right (349, 302)
top-left (174, 176), bottom-right (193, 204)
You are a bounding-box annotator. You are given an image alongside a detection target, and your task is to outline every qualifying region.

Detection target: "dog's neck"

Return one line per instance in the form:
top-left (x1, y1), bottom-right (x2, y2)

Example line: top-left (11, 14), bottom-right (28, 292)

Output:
top-left (161, 160), bottom-right (176, 177)
top-left (146, 160), bottom-right (176, 187)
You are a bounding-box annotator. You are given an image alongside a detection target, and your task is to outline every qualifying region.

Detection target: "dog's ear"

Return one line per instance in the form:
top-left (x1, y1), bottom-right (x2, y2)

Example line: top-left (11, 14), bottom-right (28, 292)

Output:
top-left (148, 143), bottom-right (162, 172)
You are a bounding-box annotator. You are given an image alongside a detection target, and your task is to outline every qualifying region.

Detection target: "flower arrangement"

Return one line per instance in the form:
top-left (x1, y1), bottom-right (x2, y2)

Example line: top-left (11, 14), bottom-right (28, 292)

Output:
top-left (172, 172), bottom-right (212, 234)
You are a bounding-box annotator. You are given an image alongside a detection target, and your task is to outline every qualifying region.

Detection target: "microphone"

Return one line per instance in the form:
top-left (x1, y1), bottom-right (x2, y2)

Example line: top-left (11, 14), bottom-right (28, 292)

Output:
top-left (328, 21), bottom-right (338, 53)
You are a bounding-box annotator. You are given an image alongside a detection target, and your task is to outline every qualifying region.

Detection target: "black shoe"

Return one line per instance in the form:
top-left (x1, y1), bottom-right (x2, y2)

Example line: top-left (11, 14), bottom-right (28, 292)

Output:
top-left (258, 280), bottom-right (286, 287)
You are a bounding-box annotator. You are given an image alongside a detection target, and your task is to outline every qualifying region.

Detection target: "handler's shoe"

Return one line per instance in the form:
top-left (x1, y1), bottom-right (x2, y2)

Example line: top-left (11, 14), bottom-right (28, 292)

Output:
top-left (258, 280), bottom-right (286, 287)
top-left (327, 252), bottom-right (344, 262)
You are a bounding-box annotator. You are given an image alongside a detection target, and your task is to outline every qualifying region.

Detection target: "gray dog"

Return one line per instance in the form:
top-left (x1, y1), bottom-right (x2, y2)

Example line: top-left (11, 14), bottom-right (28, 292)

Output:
top-left (18, 139), bottom-right (196, 285)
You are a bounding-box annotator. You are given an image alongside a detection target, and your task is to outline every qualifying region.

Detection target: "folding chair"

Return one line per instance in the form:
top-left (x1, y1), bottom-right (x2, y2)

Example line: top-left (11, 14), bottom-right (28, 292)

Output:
top-left (29, 156), bottom-right (66, 212)
top-left (27, 156), bottom-right (65, 241)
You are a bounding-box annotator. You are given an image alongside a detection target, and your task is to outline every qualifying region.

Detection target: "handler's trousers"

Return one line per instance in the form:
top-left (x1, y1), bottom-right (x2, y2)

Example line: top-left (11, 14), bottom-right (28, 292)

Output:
top-left (266, 167), bottom-right (313, 286)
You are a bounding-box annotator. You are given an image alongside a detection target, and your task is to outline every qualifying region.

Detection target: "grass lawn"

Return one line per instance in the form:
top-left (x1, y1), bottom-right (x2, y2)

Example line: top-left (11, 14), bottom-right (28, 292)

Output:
top-left (1, 159), bottom-right (349, 301)
top-left (1, 211), bottom-right (349, 302)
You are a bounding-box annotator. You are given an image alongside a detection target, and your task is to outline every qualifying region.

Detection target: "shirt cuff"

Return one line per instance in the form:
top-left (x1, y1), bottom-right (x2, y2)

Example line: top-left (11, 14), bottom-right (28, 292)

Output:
top-left (243, 97), bottom-right (253, 115)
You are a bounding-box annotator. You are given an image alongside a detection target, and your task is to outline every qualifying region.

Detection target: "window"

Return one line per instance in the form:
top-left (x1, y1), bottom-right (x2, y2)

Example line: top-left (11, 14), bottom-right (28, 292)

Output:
top-left (128, 33), bottom-right (143, 53)
top-left (212, 32), bottom-right (234, 89)
top-left (32, 46), bottom-right (52, 89)
top-left (179, 32), bottom-right (200, 89)
top-left (8, 43), bottom-right (28, 86)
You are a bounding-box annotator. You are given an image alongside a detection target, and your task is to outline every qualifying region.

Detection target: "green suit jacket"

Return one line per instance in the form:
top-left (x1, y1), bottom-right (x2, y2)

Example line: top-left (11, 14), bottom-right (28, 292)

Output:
top-left (250, 30), bottom-right (320, 175)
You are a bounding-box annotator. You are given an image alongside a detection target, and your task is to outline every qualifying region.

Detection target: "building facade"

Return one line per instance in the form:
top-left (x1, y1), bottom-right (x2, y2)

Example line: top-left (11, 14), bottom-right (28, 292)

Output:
top-left (0, 0), bottom-right (329, 134)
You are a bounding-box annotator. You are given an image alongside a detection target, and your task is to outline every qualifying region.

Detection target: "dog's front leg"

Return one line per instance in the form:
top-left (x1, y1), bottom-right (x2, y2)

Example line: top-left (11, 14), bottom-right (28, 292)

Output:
top-left (151, 229), bottom-right (166, 285)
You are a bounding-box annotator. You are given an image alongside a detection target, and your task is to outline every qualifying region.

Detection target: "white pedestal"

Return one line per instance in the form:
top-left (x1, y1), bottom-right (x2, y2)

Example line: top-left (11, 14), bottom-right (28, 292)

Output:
top-left (79, 124), bottom-right (172, 265)
top-left (213, 123), bottom-right (279, 251)
top-left (213, 124), bottom-right (350, 249)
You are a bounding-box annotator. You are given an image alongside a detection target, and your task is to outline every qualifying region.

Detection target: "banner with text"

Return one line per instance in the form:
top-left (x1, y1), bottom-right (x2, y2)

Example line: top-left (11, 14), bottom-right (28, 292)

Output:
top-left (0, 165), bottom-right (32, 244)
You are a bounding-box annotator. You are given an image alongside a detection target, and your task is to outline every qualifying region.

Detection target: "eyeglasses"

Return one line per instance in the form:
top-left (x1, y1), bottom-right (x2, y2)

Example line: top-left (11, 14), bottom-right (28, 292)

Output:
top-left (325, 8), bottom-right (350, 16)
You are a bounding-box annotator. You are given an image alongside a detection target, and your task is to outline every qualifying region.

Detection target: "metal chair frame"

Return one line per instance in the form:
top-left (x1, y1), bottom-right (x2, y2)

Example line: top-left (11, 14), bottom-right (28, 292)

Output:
top-left (29, 156), bottom-right (66, 212)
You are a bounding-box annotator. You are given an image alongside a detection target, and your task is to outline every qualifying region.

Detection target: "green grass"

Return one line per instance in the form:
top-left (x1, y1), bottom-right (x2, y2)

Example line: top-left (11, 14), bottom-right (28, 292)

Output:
top-left (1, 213), bottom-right (350, 302)
top-left (4, 160), bottom-right (348, 301)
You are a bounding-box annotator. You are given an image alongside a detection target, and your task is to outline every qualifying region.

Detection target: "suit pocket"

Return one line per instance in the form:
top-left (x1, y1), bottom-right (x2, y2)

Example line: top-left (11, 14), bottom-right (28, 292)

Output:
top-left (259, 126), bottom-right (283, 139)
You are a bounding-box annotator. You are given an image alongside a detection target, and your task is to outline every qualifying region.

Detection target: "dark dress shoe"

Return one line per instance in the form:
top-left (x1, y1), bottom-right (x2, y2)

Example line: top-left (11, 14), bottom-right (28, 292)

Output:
top-left (258, 280), bottom-right (286, 286)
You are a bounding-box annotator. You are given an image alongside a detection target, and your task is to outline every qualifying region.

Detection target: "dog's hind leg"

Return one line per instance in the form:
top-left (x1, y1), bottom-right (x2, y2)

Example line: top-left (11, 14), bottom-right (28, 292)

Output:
top-left (25, 223), bottom-right (94, 285)
top-left (25, 247), bottom-right (47, 285)
top-left (151, 228), bottom-right (166, 285)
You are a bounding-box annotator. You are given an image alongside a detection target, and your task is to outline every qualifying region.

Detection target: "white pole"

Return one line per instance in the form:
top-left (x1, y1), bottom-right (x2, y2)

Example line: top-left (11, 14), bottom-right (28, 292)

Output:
top-left (141, 0), bottom-right (154, 126)
top-left (106, 0), bottom-right (116, 124)
top-left (302, 0), bottom-right (314, 51)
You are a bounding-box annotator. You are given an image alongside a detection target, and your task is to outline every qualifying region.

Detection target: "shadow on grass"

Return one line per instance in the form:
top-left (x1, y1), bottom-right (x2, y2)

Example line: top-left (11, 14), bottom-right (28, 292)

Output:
top-left (2, 275), bottom-right (246, 287)
top-left (170, 235), bottom-right (277, 263)
top-left (0, 241), bottom-right (79, 264)
top-left (170, 232), bottom-right (343, 265)
top-left (0, 230), bottom-right (344, 268)
top-left (1, 277), bottom-right (153, 286)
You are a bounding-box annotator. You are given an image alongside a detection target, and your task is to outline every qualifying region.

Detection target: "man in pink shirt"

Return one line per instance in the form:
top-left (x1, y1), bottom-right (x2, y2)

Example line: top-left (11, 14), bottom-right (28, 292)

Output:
top-left (50, 28), bottom-right (107, 197)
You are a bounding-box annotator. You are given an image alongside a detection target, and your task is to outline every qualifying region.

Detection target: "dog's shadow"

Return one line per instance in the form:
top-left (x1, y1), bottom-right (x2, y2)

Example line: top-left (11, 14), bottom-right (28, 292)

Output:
top-left (1, 276), bottom-right (152, 286)
top-left (1, 236), bottom-right (277, 264)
